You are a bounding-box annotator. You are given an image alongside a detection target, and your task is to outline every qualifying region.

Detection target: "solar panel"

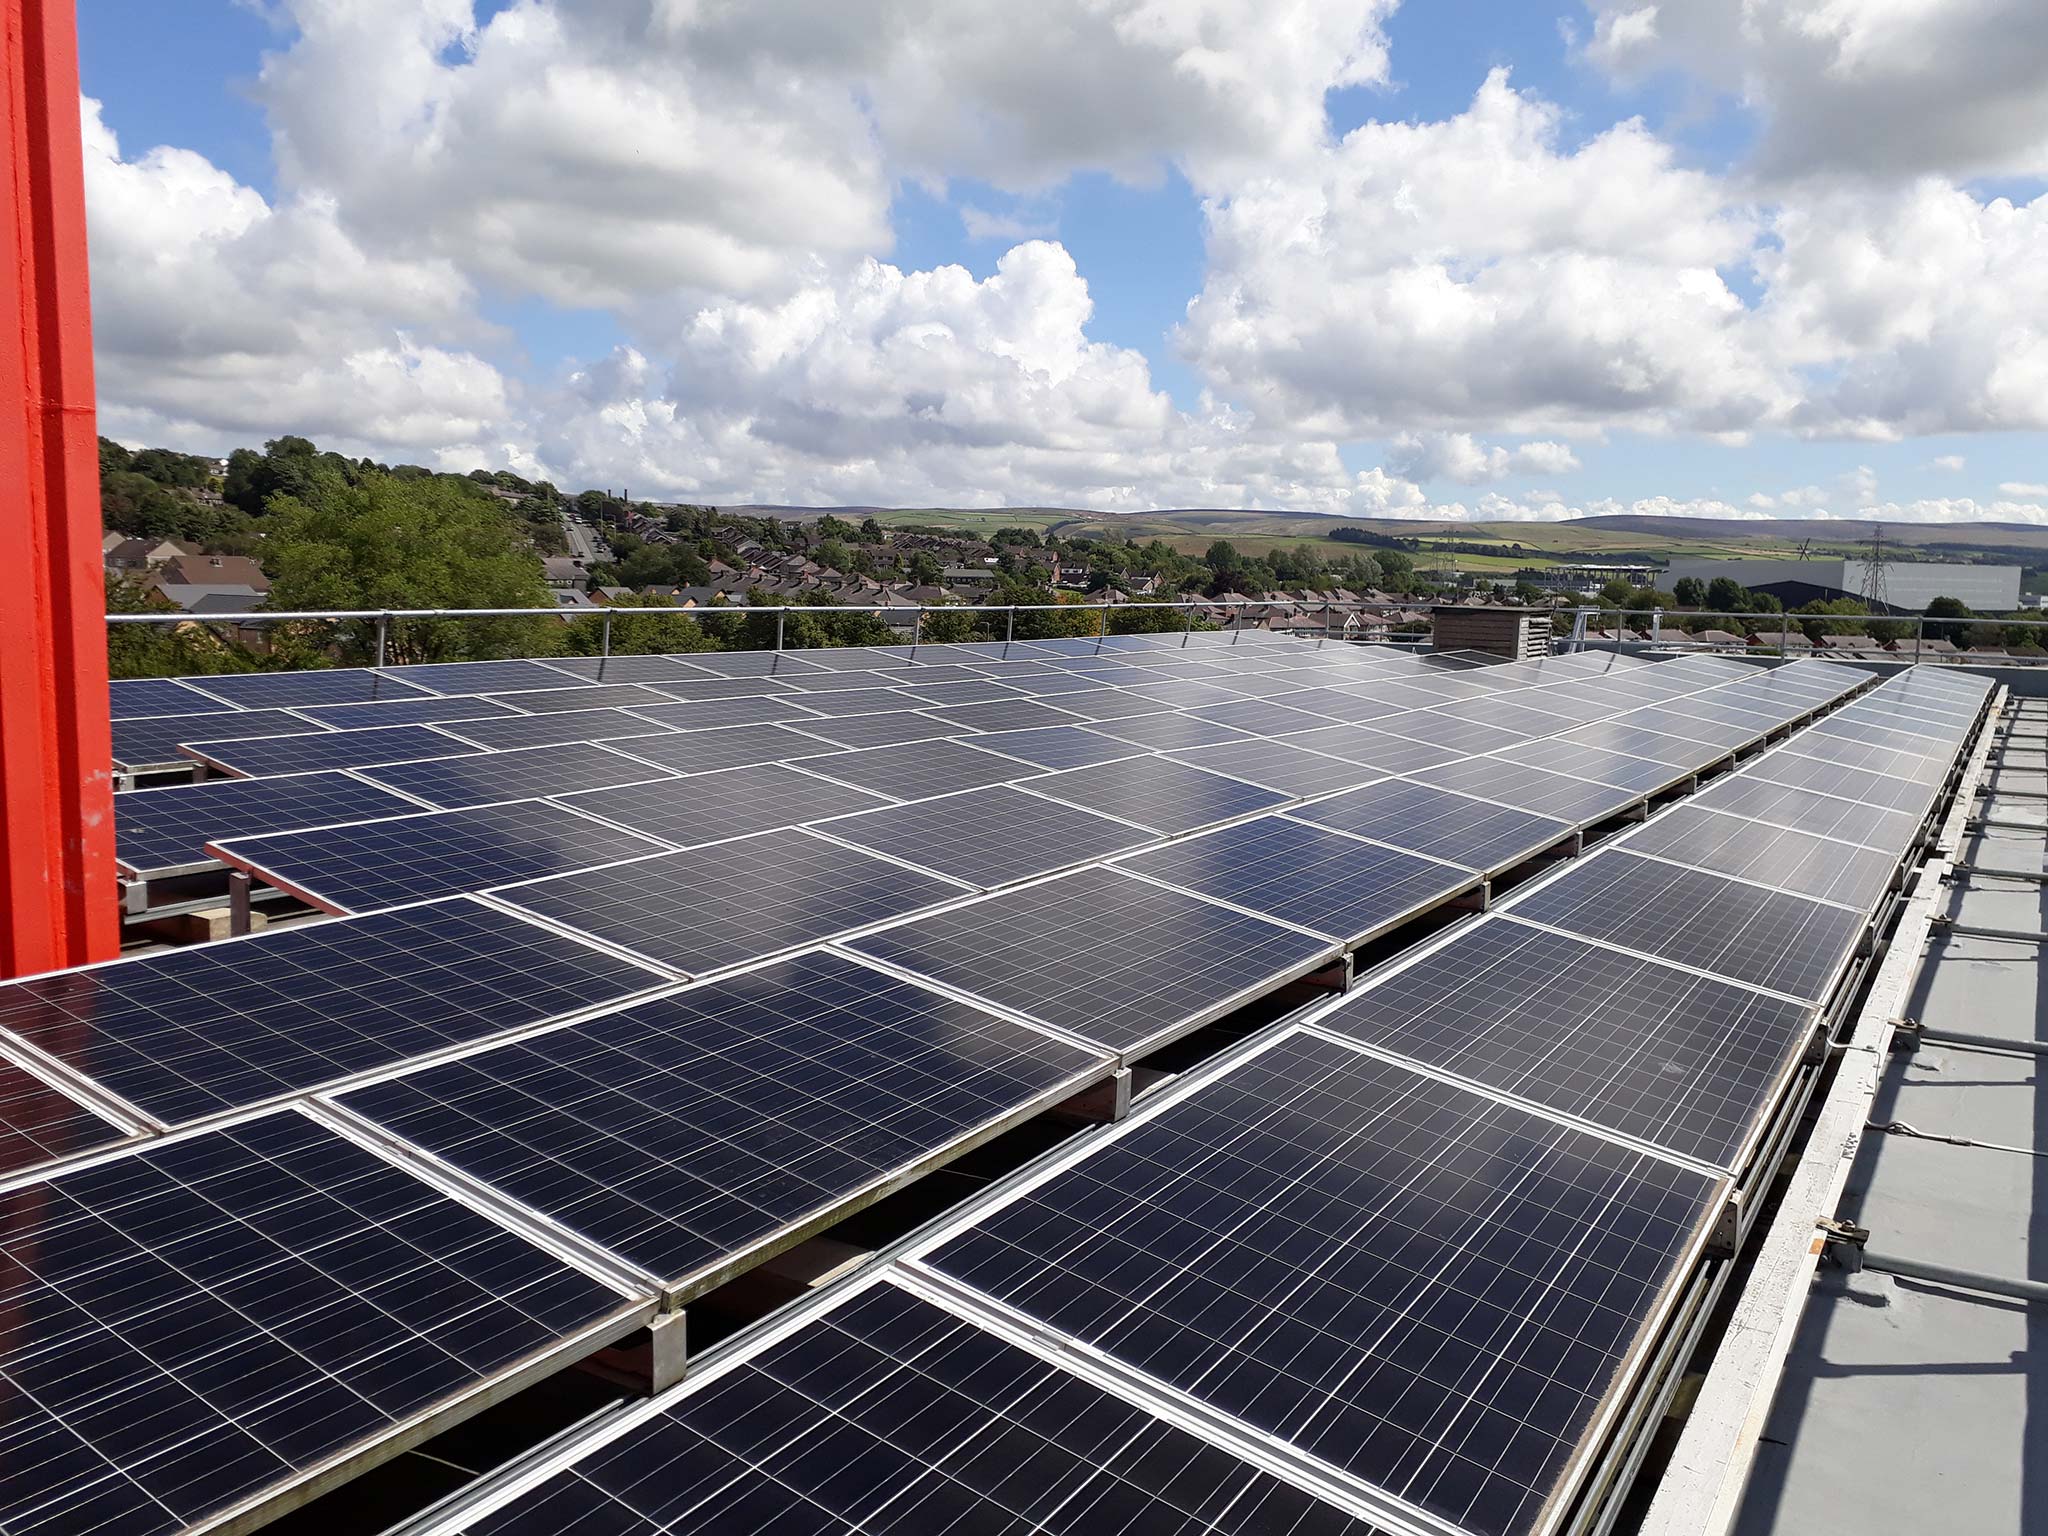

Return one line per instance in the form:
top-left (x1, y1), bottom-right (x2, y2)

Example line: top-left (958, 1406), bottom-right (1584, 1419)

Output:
top-left (920, 1031), bottom-right (1720, 1536)
top-left (178, 723), bottom-right (484, 778)
top-left (553, 763), bottom-right (884, 849)
top-left (109, 677), bottom-right (236, 719)
top-left (0, 1110), bottom-right (639, 1536)
top-left (1083, 711), bottom-right (1254, 752)
top-left (817, 786), bottom-right (1154, 889)
top-left (602, 721), bottom-right (843, 775)
top-left (1621, 805), bottom-right (1902, 907)
top-left (1293, 780), bottom-right (1575, 873)
top-left (192, 669), bottom-right (436, 708)
top-left (284, 694), bottom-right (522, 730)
top-left (493, 831), bottom-right (969, 977)
top-left (1784, 734), bottom-right (1949, 783)
top-left (1554, 721), bottom-right (1724, 768)
top-left (555, 769), bottom-right (893, 847)
top-left (876, 663), bottom-right (990, 685)
top-left (612, 695), bottom-right (822, 730)
top-left (537, 655), bottom-right (704, 684)
top-left (1318, 922), bottom-right (1814, 1168)
top-left (338, 950), bottom-right (1108, 1293)
top-left (923, 698), bottom-right (1087, 734)
top-left (211, 800), bottom-right (672, 914)
top-left (779, 711), bottom-right (964, 750)
top-left (1745, 748), bottom-right (1939, 814)
top-left (644, 674), bottom-right (798, 701)
top-left (1255, 684), bottom-right (1394, 724)
top-left (439, 1280), bottom-right (1386, 1536)
top-left (1183, 697), bottom-right (1325, 737)
top-left (1025, 755), bottom-right (1288, 835)
top-left (1830, 701), bottom-right (1968, 738)
top-left (1121, 815), bottom-right (1476, 944)
top-left (378, 659), bottom-right (595, 695)
top-left (436, 707), bottom-right (675, 752)
top-left (1614, 706), bottom-right (1764, 753)
top-left (1806, 715), bottom-right (1958, 757)
top-left (960, 724), bottom-right (1148, 771)
top-left (358, 742), bottom-right (672, 809)
top-left (487, 682), bottom-right (681, 714)
top-left (0, 1055), bottom-right (131, 1176)
top-left (1421, 757), bottom-right (1648, 825)
top-left (1277, 722), bottom-right (1464, 774)
top-left (1486, 739), bottom-right (1692, 794)
top-left (1336, 679), bottom-right (1460, 711)
top-left (849, 865), bottom-right (1332, 1056)
top-left (114, 709), bottom-right (322, 770)
top-left (1429, 696), bottom-right (1584, 739)
top-left (997, 671), bottom-right (1117, 698)
top-left (1120, 679), bottom-right (1243, 713)
top-left (743, 689), bottom-right (909, 723)
top-left (115, 771), bottom-right (425, 878)
top-left (1166, 737), bottom-right (1382, 798)
top-left (1688, 775), bottom-right (1924, 852)
top-left (891, 677), bottom-right (1027, 708)
top-left (1503, 851), bottom-right (1866, 1001)
top-left (787, 645), bottom-right (913, 671)
top-left (668, 650), bottom-right (828, 677)
top-left (796, 737), bottom-right (1039, 800)
top-left (0, 897), bottom-right (665, 1123)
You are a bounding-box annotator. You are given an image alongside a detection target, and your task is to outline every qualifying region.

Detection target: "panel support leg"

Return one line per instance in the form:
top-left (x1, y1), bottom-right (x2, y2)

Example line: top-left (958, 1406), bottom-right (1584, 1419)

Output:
top-left (227, 871), bottom-right (251, 937)
top-left (1055, 1068), bottom-right (1131, 1124)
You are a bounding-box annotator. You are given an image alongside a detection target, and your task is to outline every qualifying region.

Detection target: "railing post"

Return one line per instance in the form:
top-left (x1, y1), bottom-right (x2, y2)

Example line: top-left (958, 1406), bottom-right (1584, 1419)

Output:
top-left (1914, 617), bottom-right (1923, 665)
top-left (1182, 603), bottom-right (1194, 647)
top-left (601, 611), bottom-right (612, 660)
top-left (374, 614), bottom-right (389, 670)
top-left (1005, 607), bottom-right (1015, 646)
top-left (1097, 601), bottom-right (1110, 646)
top-left (775, 608), bottom-right (786, 652)
top-left (1780, 609), bottom-right (1789, 659)
top-left (912, 605), bottom-right (923, 649)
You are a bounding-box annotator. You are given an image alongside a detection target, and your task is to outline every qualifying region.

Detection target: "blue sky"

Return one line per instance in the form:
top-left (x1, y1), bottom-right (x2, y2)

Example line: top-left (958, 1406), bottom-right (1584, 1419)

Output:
top-left (74, 2), bottom-right (2048, 521)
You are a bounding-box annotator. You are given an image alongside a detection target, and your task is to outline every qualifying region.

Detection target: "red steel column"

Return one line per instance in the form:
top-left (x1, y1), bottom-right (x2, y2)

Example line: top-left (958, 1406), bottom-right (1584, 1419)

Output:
top-left (0, 0), bottom-right (117, 976)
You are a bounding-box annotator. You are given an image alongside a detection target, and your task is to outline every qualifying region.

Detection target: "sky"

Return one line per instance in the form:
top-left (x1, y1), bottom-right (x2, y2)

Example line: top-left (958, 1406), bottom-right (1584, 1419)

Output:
top-left (74, 1), bottom-right (2048, 524)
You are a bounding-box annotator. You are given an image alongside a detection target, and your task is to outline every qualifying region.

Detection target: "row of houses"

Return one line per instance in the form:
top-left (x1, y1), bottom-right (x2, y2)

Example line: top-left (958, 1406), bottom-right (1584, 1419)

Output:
top-left (1584, 622), bottom-right (2044, 663)
top-left (104, 533), bottom-right (269, 614)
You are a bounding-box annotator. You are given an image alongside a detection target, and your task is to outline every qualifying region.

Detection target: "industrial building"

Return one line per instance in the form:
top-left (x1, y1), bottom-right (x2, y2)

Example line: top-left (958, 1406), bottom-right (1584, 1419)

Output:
top-left (1665, 556), bottom-right (2022, 614)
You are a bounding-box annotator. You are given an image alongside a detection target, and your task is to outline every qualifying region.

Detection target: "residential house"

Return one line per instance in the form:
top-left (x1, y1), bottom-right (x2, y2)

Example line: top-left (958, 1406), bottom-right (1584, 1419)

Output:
top-left (161, 553), bottom-right (269, 594)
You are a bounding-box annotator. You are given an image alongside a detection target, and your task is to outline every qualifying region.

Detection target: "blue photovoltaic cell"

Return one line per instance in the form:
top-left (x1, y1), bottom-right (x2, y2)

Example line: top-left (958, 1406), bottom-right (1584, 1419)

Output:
top-left (340, 950), bottom-right (1109, 1288)
top-left (486, 683), bottom-right (681, 714)
top-left (114, 710), bottom-right (320, 770)
top-left (211, 800), bottom-right (672, 914)
top-left (1166, 738), bottom-right (1383, 798)
top-left (925, 1032), bottom-right (1719, 1536)
top-left (957, 725), bottom-right (1148, 771)
top-left (109, 678), bottom-right (235, 719)
top-left (377, 659), bottom-right (592, 695)
top-left (1087, 711), bottom-right (1255, 752)
top-left (284, 695), bottom-right (521, 730)
top-left (115, 771), bottom-right (425, 877)
top-left (1026, 755), bottom-right (1288, 835)
top-left (451, 1282), bottom-right (1387, 1536)
top-left (436, 708), bottom-right (676, 751)
top-left (1420, 757), bottom-right (1646, 825)
top-left (493, 830), bottom-right (967, 976)
top-left (179, 723), bottom-right (484, 778)
top-left (0, 897), bottom-right (664, 1122)
top-left (670, 651), bottom-right (828, 678)
top-left (618, 696), bottom-right (823, 730)
top-left (763, 686), bottom-right (917, 718)
top-left (1276, 723), bottom-right (1463, 774)
top-left (0, 1112), bottom-right (635, 1536)
top-left (630, 674), bottom-right (795, 702)
top-left (820, 786), bottom-right (1154, 889)
top-left (1294, 780), bottom-right (1574, 873)
top-left (1122, 815), bottom-right (1476, 943)
top-left (188, 670), bottom-right (433, 708)
top-left (850, 865), bottom-right (1332, 1055)
top-left (1620, 805), bottom-right (1902, 908)
top-left (0, 1059), bottom-right (129, 1177)
top-left (360, 742), bottom-right (676, 809)
top-left (795, 738), bottom-right (1040, 800)
top-left (556, 769), bottom-right (892, 847)
top-left (605, 722), bottom-right (845, 774)
top-left (537, 655), bottom-right (704, 684)
top-left (785, 712), bottom-right (969, 750)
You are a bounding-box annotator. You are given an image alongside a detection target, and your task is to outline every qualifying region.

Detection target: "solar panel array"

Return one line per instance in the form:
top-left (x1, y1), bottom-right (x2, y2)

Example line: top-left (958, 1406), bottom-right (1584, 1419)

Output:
top-left (52, 635), bottom-right (1984, 1535)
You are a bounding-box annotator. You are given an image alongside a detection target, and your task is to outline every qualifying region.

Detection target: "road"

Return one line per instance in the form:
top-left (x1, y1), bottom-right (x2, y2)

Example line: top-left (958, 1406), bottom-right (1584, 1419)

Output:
top-left (564, 517), bottom-right (607, 564)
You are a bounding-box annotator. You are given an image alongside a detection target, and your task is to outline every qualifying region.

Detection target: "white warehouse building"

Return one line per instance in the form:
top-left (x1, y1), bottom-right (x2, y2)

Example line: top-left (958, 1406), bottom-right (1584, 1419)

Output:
top-left (1664, 557), bottom-right (2021, 614)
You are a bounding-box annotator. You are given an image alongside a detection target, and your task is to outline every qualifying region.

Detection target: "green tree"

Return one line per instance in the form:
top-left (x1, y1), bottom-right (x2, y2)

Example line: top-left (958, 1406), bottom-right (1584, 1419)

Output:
top-left (562, 594), bottom-right (717, 655)
top-left (103, 575), bottom-right (255, 678)
top-left (1704, 576), bottom-right (1751, 614)
top-left (1924, 594), bottom-right (1973, 641)
top-left (907, 551), bottom-right (944, 586)
top-left (1204, 539), bottom-right (1242, 574)
top-left (1673, 577), bottom-right (1705, 606)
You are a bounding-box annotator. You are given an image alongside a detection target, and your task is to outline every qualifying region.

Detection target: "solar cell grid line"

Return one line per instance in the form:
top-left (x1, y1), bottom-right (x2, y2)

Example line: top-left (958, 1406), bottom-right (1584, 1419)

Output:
top-left (210, 799), bottom-right (676, 915)
top-left (1619, 805), bottom-right (1904, 909)
top-left (1021, 755), bottom-right (1291, 836)
top-left (814, 784), bottom-right (1156, 891)
top-left (0, 1109), bottom-right (647, 1536)
top-left (0, 896), bottom-right (668, 1125)
top-left (1805, 714), bottom-right (1960, 757)
top-left (358, 742), bottom-right (678, 810)
top-left (1484, 740), bottom-right (1694, 796)
top-left (1085, 710), bottom-right (1256, 752)
top-left (1688, 775), bottom-right (1925, 852)
top-left (889, 677), bottom-right (1029, 708)
top-left (786, 645), bottom-right (918, 671)
top-left (114, 708), bottom-right (329, 771)
top-left (1165, 738), bottom-right (1385, 799)
top-left (187, 668), bottom-right (437, 709)
top-left (115, 770), bottom-right (428, 879)
top-left (658, 649), bottom-right (829, 678)
top-left (1830, 702), bottom-right (1970, 739)
top-left (1275, 722), bottom-right (1464, 774)
top-left (1500, 851), bottom-right (1866, 1003)
top-left (0, 1049), bottom-right (136, 1176)
top-left (717, 685), bottom-right (915, 719)
top-left (777, 710), bottom-right (969, 751)
top-left (640, 673), bottom-right (800, 702)
top-left (1482, 687), bottom-right (1629, 727)
top-left (484, 682), bottom-right (682, 715)
top-left (1782, 733), bottom-right (1951, 784)
top-left (378, 659), bottom-right (601, 695)
top-left (1337, 678), bottom-right (1471, 711)
top-left (1310, 920), bottom-right (1816, 1170)
top-left (919, 697), bottom-right (1087, 736)
top-left (334, 950), bottom-right (1112, 1298)
top-left (866, 663), bottom-right (989, 685)
top-left (1367, 708), bottom-right (1540, 755)
top-left (435, 707), bottom-right (677, 752)
top-left (989, 670), bottom-right (1118, 699)
top-left (912, 1028), bottom-right (1724, 1536)
top-left (612, 694), bottom-right (826, 732)
top-left (957, 723), bottom-right (1152, 771)
top-left (430, 1277), bottom-right (1394, 1536)
top-left (109, 677), bottom-right (239, 719)
top-left (602, 720), bottom-right (848, 775)
top-left (555, 767), bottom-right (894, 848)
top-left (1184, 697), bottom-right (1328, 737)
top-left (532, 655), bottom-right (706, 685)
top-left (1292, 780), bottom-right (1576, 875)
top-left (488, 830), bottom-right (975, 979)
top-left (1553, 721), bottom-right (1724, 769)
top-left (1426, 696), bottom-right (1585, 741)
top-left (178, 722), bottom-right (487, 779)
top-left (1255, 685), bottom-right (1398, 724)
top-left (283, 694), bottom-right (525, 731)
top-left (1745, 748), bottom-right (1941, 815)
top-left (1118, 678), bottom-right (1246, 711)
top-left (1118, 815), bottom-right (1478, 947)
top-left (1599, 706), bottom-right (1763, 753)
top-left (1410, 759), bottom-right (1647, 828)
top-left (846, 864), bottom-right (1336, 1058)
top-left (792, 737), bottom-right (1046, 801)
top-left (1037, 684), bottom-right (1180, 722)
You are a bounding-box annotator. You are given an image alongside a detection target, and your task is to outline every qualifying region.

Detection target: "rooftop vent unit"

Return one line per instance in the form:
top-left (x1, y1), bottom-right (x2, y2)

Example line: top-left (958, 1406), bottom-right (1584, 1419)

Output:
top-left (1431, 604), bottom-right (1552, 660)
